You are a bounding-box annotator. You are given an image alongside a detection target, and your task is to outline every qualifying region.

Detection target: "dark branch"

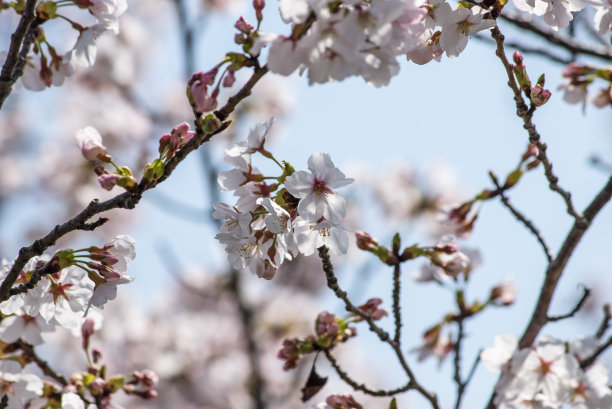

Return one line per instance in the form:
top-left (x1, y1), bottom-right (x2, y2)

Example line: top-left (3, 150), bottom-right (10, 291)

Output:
top-left (596, 304), bottom-right (611, 339)
top-left (318, 246), bottom-right (440, 409)
top-left (9, 260), bottom-right (61, 296)
top-left (392, 262), bottom-right (402, 344)
top-left (324, 349), bottom-right (413, 397)
top-left (490, 26), bottom-right (584, 223)
top-left (17, 340), bottom-right (68, 386)
top-left (499, 11), bottom-right (612, 62)
top-left (473, 34), bottom-right (570, 64)
top-left (546, 285), bottom-right (590, 322)
top-left (519, 175), bottom-right (612, 349)
top-left (580, 336), bottom-right (612, 369)
top-left (490, 173), bottom-right (552, 262)
top-left (0, 0), bottom-right (38, 111)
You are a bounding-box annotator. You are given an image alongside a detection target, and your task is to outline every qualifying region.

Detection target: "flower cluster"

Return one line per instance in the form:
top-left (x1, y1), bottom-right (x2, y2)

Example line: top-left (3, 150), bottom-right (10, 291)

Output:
top-left (482, 335), bottom-right (612, 409)
top-left (214, 119), bottom-right (354, 279)
top-left (254, 0), bottom-right (495, 86)
top-left (0, 235), bottom-right (138, 407)
top-left (559, 62), bottom-right (612, 110)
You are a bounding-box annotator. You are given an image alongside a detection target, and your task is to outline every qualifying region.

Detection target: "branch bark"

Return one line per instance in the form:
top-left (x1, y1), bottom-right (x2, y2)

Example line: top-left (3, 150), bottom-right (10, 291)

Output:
top-left (0, 0), bottom-right (38, 111)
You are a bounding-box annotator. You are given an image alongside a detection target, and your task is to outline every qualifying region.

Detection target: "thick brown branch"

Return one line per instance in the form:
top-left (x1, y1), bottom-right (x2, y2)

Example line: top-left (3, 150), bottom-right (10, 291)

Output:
top-left (0, 0), bottom-right (38, 111)
top-left (519, 176), bottom-right (612, 349)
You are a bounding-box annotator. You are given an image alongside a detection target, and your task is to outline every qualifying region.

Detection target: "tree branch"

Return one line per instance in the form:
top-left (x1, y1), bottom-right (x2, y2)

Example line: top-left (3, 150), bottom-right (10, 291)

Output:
top-left (546, 285), bottom-right (590, 322)
top-left (499, 11), bottom-right (612, 62)
top-left (0, 0), bottom-right (38, 111)
top-left (473, 33), bottom-right (570, 65)
top-left (580, 335), bottom-right (612, 369)
top-left (491, 25), bottom-right (585, 223)
top-left (596, 304), bottom-right (611, 340)
top-left (519, 175), bottom-right (612, 349)
top-left (318, 246), bottom-right (440, 409)
top-left (490, 173), bottom-right (552, 262)
top-left (323, 349), bottom-right (413, 397)
top-left (392, 262), bottom-right (402, 344)
top-left (17, 340), bottom-right (68, 386)
top-left (0, 62), bottom-right (269, 303)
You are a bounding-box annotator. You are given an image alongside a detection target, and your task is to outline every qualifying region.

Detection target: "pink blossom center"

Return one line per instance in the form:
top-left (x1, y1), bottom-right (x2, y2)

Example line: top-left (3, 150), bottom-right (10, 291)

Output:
top-left (313, 179), bottom-right (332, 196)
top-left (537, 357), bottom-right (554, 375)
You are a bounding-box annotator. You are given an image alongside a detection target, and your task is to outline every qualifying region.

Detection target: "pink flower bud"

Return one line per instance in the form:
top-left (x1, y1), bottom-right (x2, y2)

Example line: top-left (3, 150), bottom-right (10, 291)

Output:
top-left (235, 16), bottom-right (253, 34)
top-left (188, 70), bottom-right (218, 113)
top-left (512, 51), bottom-right (523, 66)
top-left (253, 0), bottom-right (265, 20)
top-left (75, 126), bottom-right (108, 162)
top-left (92, 348), bottom-right (102, 363)
top-left (357, 298), bottom-right (389, 320)
top-left (97, 173), bottom-right (120, 191)
top-left (82, 318), bottom-right (95, 338)
top-left (355, 231), bottom-right (377, 251)
top-left (90, 377), bottom-right (105, 393)
top-left (530, 85), bottom-right (551, 106)
top-left (223, 70), bottom-right (236, 88)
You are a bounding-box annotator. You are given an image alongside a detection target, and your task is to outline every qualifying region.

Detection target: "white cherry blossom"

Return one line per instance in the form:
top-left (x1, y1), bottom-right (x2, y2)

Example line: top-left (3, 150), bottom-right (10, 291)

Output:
top-left (285, 152), bottom-right (354, 224)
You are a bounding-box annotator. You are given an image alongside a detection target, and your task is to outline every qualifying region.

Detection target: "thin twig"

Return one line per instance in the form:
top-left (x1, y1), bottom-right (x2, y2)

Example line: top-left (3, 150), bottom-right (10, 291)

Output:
top-left (596, 304), bottom-right (611, 340)
top-left (464, 351), bottom-right (481, 389)
top-left (0, 0), bottom-right (38, 111)
top-left (392, 262), bottom-right (402, 344)
top-left (473, 34), bottom-right (570, 64)
top-left (580, 335), bottom-right (612, 369)
top-left (318, 246), bottom-right (440, 409)
top-left (490, 173), bottom-right (552, 262)
top-left (546, 285), bottom-right (590, 322)
top-left (453, 319), bottom-right (465, 409)
top-left (499, 11), bottom-right (612, 62)
top-left (490, 26), bottom-right (585, 223)
top-left (9, 259), bottom-right (61, 296)
top-left (324, 349), bottom-right (413, 397)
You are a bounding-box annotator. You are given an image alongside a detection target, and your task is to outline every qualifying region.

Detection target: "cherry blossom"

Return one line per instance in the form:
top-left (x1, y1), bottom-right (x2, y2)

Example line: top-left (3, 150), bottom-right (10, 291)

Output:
top-left (285, 152), bottom-right (354, 224)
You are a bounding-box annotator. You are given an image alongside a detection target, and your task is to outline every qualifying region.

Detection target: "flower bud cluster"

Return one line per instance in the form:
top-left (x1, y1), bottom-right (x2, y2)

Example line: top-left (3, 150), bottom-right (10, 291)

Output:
top-left (214, 119), bottom-right (353, 279)
top-left (278, 303), bottom-right (389, 371)
top-left (482, 335), bottom-right (612, 409)
top-left (559, 62), bottom-right (612, 110)
top-left (74, 126), bottom-right (137, 191)
top-left (512, 51), bottom-right (552, 107)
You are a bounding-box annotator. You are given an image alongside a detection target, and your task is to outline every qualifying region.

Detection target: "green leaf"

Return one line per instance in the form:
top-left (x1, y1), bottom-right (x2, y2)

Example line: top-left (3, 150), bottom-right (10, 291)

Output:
top-left (389, 398), bottom-right (398, 409)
